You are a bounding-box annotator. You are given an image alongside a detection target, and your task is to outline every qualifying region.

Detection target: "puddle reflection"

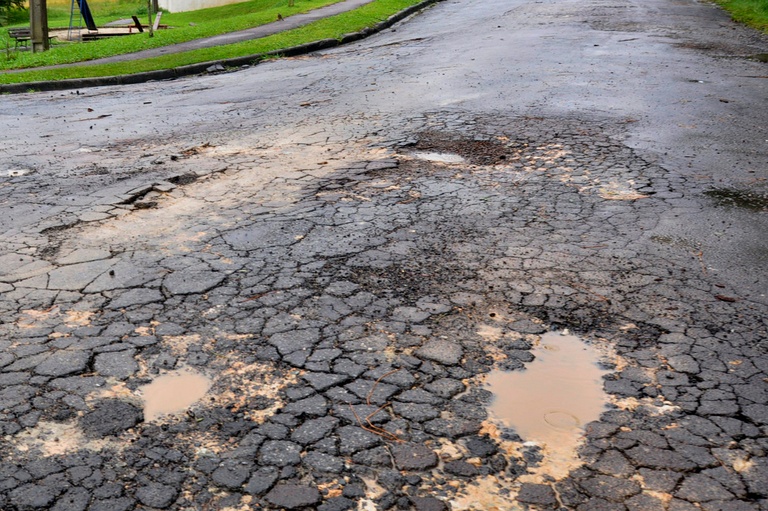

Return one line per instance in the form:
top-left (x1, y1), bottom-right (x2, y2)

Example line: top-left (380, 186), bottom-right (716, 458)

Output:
top-left (485, 331), bottom-right (609, 480)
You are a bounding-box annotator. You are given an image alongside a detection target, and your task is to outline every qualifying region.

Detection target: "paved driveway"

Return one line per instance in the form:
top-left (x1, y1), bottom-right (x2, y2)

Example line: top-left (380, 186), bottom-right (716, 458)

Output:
top-left (1, 0), bottom-right (767, 509)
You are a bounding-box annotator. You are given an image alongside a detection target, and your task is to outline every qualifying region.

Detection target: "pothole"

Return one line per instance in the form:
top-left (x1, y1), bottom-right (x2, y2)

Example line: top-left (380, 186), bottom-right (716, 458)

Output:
top-left (484, 330), bottom-right (610, 481)
top-left (410, 132), bottom-right (511, 166)
top-left (138, 368), bottom-right (211, 422)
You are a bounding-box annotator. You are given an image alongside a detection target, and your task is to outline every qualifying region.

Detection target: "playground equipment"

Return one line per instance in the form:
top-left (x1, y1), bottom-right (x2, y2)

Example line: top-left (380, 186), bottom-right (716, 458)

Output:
top-left (68, 0), bottom-right (97, 40)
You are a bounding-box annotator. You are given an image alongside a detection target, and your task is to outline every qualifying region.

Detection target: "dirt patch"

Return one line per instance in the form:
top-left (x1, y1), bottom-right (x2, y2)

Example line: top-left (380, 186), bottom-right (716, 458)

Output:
top-left (704, 188), bottom-right (768, 211)
top-left (16, 306), bottom-right (94, 329)
top-left (11, 420), bottom-right (129, 457)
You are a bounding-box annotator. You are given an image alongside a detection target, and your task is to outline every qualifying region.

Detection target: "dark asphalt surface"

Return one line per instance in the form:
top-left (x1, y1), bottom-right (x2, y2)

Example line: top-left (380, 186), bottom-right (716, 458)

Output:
top-left (0, 0), bottom-right (767, 509)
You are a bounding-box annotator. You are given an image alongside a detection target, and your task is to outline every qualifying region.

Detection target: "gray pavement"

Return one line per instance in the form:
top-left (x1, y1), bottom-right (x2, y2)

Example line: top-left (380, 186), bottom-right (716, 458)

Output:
top-left (0, 0), bottom-right (767, 509)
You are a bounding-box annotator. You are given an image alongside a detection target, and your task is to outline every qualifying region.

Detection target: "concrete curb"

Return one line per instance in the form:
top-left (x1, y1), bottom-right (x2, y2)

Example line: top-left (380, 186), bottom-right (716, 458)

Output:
top-left (0, 0), bottom-right (441, 94)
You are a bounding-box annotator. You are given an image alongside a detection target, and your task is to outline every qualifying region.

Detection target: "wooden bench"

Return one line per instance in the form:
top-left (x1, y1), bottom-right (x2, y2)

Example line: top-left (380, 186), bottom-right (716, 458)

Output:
top-left (8, 28), bottom-right (56, 49)
top-left (8, 28), bottom-right (31, 49)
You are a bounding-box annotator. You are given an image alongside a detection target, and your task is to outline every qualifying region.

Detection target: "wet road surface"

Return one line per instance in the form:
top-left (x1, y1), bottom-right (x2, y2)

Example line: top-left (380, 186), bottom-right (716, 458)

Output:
top-left (1, 0), bottom-right (767, 509)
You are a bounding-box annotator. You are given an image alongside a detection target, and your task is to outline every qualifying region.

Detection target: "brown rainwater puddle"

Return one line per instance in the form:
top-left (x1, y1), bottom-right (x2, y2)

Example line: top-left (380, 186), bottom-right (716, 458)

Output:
top-left (485, 331), bottom-right (609, 480)
top-left (139, 369), bottom-right (211, 421)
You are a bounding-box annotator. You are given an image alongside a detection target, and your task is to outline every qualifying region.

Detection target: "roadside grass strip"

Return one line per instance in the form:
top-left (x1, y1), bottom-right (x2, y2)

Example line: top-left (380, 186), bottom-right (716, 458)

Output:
top-left (1, 0), bottom-right (344, 70)
top-left (713, 0), bottom-right (768, 31)
top-left (0, 0), bottom-right (423, 84)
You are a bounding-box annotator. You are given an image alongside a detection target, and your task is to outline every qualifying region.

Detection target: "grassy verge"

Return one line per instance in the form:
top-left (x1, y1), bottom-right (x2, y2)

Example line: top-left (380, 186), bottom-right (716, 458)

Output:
top-left (712, 0), bottom-right (768, 32)
top-left (0, 0), bottom-right (421, 83)
top-left (1, 0), bottom-right (343, 70)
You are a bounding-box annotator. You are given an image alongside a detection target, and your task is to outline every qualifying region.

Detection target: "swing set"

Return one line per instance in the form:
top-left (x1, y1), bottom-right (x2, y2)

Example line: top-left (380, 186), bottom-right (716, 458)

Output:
top-left (67, 0), bottom-right (160, 41)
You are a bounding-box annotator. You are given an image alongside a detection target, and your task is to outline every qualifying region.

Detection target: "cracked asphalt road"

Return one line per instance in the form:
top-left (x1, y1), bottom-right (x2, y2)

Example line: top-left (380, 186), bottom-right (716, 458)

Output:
top-left (1, 0), bottom-right (767, 509)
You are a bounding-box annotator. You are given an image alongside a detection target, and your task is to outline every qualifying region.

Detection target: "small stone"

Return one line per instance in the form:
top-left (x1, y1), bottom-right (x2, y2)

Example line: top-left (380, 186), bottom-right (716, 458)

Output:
top-left (352, 446), bottom-right (392, 467)
top-left (34, 350), bottom-right (90, 377)
top-left (416, 339), bottom-right (463, 365)
top-left (443, 460), bottom-right (480, 477)
top-left (269, 329), bottom-right (320, 355)
top-left (626, 446), bottom-right (696, 471)
top-left (392, 402), bottom-right (440, 422)
top-left (291, 416), bottom-right (338, 445)
top-left (259, 421), bottom-right (289, 440)
top-left (302, 372), bottom-right (350, 391)
top-left (579, 475), bottom-right (641, 502)
top-left (676, 473), bottom-right (734, 502)
top-left (396, 388), bottom-right (444, 405)
top-left (391, 443), bottom-right (438, 470)
top-left (51, 487), bottom-right (90, 511)
top-left (593, 450), bottom-right (634, 478)
top-left (81, 399), bottom-right (142, 437)
top-left (625, 493), bottom-right (666, 511)
top-left (93, 350), bottom-right (138, 379)
top-left (265, 484), bottom-right (321, 509)
top-left (259, 440), bottom-right (301, 467)
top-left (577, 497), bottom-right (626, 511)
top-left (303, 451), bottom-right (345, 473)
top-left (345, 379), bottom-right (398, 405)
top-left (342, 484), bottom-right (366, 498)
top-left (424, 378), bottom-right (465, 398)
top-left (244, 467), bottom-right (279, 496)
top-left (463, 436), bottom-right (497, 457)
top-left (517, 483), bottom-right (558, 506)
top-left (282, 394), bottom-right (328, 417)
top-left (410, 496), bottom-right (448, 511)
top-left (333, 359), bottom-right (367, 377)
top-left (338, 425), bottom-right (381, 454)
top-left (212, 462), bottom-right (250, 489)
top-left (666, 355), bottom-right (700, 374)
top-left (88, 497), bottom-right (135, 511)
top-left (318, 496), bottom-right (356, 511)
top-left (135, 482), bottom-right (177, 508)
top-left (10, 483), bottom-right (56, 509)
top-left (151, 353), bottom-right (177, 369)
top-left (424, 418), bottom-right (481, 439)
top-left (638, 469), bottom-right (683, 492)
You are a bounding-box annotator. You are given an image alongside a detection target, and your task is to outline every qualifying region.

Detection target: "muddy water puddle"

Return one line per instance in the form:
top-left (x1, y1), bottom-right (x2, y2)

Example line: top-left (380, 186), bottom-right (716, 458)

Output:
top-left (139, 369), bottom-right (211, 421)
top-left (485, 331), bottom-right (609, 480)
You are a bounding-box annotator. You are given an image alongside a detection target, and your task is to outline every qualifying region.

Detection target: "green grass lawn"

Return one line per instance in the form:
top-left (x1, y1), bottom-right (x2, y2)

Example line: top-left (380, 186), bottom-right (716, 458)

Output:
top-left (0, 0), bottom-right (422, 83)
top-left (1, 0), bottom-right (344, 70)
top-left (712, 0), bottom-right (768, 31)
